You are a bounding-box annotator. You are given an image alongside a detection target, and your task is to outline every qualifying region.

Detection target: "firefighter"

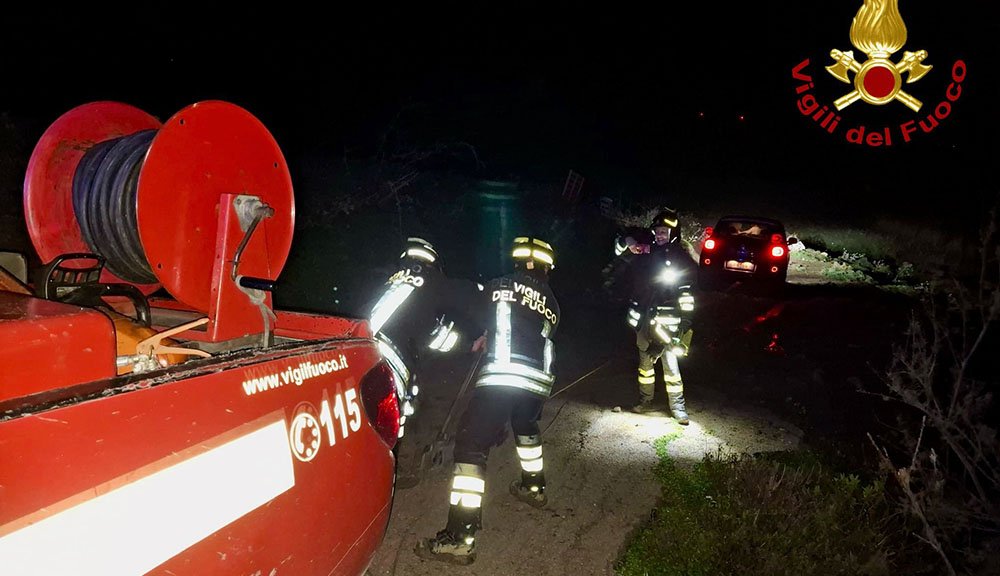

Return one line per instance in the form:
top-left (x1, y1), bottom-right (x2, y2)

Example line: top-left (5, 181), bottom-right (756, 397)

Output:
top-left (365, 237), bottom-right (484, 485)
top-left (414, 236), bottom-right (560, 565)
top-left (599, 224), bottom-right (651, 301)
top-left (618, 208), bottom-right (696, 424)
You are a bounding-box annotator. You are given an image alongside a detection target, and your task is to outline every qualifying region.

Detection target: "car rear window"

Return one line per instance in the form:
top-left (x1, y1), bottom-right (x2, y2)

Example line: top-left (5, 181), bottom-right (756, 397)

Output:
top-left (717, 221), bottom-right (777, 238)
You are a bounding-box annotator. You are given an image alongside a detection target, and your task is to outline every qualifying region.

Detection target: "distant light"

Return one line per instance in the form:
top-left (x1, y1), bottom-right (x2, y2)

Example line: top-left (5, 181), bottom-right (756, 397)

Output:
top-left (738, 115), bottom-right (745, 121)
top-left (698, 111), bottom-right (705, 118)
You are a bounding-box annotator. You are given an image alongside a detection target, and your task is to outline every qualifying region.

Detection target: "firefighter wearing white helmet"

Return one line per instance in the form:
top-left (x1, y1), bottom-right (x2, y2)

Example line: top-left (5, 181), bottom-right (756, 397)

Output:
top-left (416, 236), bottom-right (561, 565)
top-left (364, 236), bottom-right (485, 486)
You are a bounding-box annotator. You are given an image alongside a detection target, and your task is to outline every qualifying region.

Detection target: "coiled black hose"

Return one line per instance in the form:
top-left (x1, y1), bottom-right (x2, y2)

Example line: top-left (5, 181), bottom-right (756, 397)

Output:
top-left (72, 130), bottom-right (159, 284)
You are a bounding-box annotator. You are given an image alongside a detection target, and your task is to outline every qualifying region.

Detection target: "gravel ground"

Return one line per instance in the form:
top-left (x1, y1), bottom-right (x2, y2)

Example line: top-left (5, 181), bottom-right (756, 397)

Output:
top-left (363, 247), bottom-right (911, 575)
top-left (364, 292), bottom-right (806, 576)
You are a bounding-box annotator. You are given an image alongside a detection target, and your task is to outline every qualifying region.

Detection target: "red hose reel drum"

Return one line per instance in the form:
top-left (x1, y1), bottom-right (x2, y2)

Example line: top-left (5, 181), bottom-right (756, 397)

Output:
top-left (23, 101), bottom-right (296, 314)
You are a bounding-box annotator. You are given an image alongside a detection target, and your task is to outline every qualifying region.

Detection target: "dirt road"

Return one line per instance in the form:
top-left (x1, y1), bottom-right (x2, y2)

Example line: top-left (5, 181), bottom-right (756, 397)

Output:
top-left (363, 282), bottom-right (838, 575)
top-left (362, 216), bottom-right (918, 574)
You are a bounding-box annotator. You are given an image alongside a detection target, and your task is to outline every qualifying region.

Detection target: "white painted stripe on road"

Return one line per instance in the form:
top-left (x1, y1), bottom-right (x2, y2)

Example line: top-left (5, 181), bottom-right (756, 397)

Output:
top-left (0, 418), bottom-right (295, 576)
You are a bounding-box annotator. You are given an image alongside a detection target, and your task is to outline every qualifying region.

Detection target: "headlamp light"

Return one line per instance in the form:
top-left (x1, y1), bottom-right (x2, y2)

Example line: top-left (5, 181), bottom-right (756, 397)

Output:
top-left (658, 267), bottom-right (680, 284)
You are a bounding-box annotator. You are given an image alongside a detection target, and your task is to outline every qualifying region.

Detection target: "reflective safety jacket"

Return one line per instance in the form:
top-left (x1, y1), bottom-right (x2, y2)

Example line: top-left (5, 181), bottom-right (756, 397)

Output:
top-left (366, 263), bottom-right (484, 389)
top-left (476, 270), bottom-right (561, 398)
top-left (626, 248), bottom-right (696, 353)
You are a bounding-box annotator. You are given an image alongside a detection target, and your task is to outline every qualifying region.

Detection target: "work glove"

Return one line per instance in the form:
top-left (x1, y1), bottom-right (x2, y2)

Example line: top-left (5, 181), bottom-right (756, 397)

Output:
top-left (671, 328), bottom-right (694, 357)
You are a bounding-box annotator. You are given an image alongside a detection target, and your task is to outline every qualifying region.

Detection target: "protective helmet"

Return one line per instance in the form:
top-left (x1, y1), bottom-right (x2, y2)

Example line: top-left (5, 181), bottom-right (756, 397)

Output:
top-left (511, 236), bottom-right (555, 271)
top-left (649, 207), bottom-right (680, 244)
top-left (399, 237), bottom-right (439, 266)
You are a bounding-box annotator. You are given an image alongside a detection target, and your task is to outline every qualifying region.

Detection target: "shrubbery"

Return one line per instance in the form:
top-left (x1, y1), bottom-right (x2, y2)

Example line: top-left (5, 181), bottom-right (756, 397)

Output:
top-left (616, 446), bottom-right (934, 576)
top-left (864, 206), bottom-right (999, 575)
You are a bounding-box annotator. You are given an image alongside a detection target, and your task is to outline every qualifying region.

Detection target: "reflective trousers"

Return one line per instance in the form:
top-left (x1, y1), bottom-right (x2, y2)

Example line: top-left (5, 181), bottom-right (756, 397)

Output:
top-left (636, 332), bottom-right (687, 417)
top-left (445, 386), bottom-right (546, 539)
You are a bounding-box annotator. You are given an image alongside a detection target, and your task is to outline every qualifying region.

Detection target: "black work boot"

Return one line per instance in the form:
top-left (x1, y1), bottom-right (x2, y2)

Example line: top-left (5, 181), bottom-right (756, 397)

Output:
top-left (509, 472), bottom-right (547, 508)
top-left (414, 506), bottom-right (480, 565)
top-left (414, 529), bottom-right (476, 565)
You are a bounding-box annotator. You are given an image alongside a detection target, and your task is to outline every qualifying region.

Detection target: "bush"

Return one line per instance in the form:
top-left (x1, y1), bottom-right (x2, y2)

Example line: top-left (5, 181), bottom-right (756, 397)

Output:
top-left (822, 261), bottom-right (874, 284)
top-left (794, 228), bottom-right (897, 262)
top-left (865, 204), bottom-right (1000, 576)
top-left (615, 445), bottom-right (931, 576)
top-left (894, 262), bottom-right (916, 285)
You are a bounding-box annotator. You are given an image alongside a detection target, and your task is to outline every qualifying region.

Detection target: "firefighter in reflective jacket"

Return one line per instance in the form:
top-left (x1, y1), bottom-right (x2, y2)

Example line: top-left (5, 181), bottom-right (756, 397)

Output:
top-left (365, 237), bottom-right (484, 440)
top-left (415, 236), bottom-right (560, 565)
top-left (624, 209), bottom-right (696, 424)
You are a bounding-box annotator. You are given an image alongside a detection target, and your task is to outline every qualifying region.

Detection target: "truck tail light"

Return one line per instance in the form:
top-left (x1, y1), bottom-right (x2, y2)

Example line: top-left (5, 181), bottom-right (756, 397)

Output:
top-left (360, 361), bottom-right (400, 450)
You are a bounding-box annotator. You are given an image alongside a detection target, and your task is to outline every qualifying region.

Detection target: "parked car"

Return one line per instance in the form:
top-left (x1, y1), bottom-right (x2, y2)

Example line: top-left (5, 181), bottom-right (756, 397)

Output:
top-left (697, 215), bottom-right (792, 292)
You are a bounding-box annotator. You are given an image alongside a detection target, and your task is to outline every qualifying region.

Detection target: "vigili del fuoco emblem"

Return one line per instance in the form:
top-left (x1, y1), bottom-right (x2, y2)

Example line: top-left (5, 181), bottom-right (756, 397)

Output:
top-left (791, 0), bottom-right (966, 147)
top-left (826, 0), bottom-right (932, 112)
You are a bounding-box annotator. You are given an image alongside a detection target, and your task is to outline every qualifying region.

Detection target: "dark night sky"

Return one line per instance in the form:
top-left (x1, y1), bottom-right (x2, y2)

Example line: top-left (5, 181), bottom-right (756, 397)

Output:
top-left (3, 4), bottom-right (998, 227)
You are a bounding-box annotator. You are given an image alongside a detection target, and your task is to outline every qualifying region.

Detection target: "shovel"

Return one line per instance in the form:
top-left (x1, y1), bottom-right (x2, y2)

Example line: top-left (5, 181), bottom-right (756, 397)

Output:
top-left (417, 348), bottom-right (484, 474)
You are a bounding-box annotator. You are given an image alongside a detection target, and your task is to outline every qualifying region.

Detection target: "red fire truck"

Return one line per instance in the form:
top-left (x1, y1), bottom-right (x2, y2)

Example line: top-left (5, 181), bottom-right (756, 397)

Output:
top-left (0, 100), bottom-right (400, 575)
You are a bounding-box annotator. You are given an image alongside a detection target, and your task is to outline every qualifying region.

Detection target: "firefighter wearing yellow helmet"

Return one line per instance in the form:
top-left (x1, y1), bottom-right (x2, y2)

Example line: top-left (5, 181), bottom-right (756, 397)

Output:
top-left (416, 236), bottom-right (561, 565)
top-left (611, 208), bottom-right (695, 424)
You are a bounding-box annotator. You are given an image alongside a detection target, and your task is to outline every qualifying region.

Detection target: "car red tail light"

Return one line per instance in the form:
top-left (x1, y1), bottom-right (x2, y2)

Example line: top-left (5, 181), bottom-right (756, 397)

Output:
top-left (704, 238), bottom-right (717, 251)
top-left (769, 235), bottom-right (786, 258)
top-left (359, 361), bottom-right (400, 450)
top-left (705, 226), bottom-right (714, 237)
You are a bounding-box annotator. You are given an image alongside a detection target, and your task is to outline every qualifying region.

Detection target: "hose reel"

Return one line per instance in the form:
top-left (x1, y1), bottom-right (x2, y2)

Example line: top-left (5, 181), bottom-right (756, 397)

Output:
top-left (72, 129), bottom-right (158, 284)
top-left (24, 100), bottom-right (296, 342)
